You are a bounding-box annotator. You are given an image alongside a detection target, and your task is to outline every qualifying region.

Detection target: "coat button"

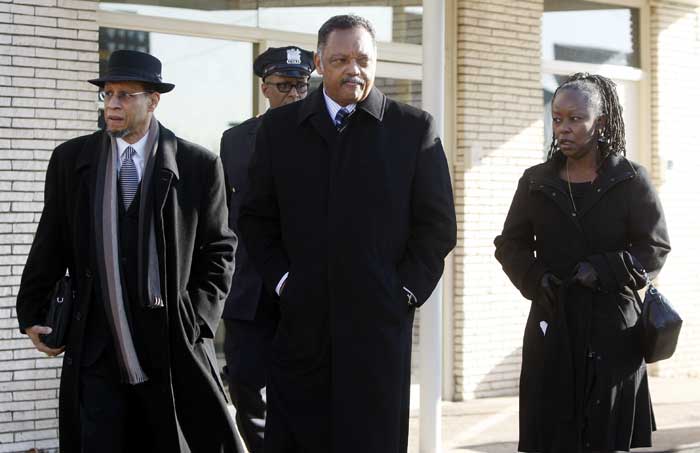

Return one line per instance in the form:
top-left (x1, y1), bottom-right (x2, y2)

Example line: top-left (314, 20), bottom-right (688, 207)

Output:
top-left (596, 188), bottom-right (601, 192)
top-left (596, 399), bottom-right (601, 405)
top-left (85, 269), bottom-right (92, 279)
top-left (75, 311), bottom-right (81, 321)
top-left (572, 212), bottom-right (577, 217)
top-left (551, 192), bottom-right (556, 196)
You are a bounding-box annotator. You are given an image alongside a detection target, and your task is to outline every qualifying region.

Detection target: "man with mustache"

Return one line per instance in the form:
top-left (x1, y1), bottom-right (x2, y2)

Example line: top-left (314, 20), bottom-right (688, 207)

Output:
top-left (220, 46), bottom-right (314, 453)
top-left (16, 50), bottom-right (240, 452)
top-left (239, 14), bottom-right (457, 453)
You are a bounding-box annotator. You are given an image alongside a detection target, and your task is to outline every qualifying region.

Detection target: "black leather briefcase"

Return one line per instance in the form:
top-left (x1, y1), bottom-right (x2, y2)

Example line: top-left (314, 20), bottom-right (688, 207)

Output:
top-left (41, 276), bottom-right (75, 349)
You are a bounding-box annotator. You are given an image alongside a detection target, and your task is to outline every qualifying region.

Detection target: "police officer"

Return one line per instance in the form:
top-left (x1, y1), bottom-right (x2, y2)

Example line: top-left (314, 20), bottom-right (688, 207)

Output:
top-left (220, 46), bottom-right (314, 453)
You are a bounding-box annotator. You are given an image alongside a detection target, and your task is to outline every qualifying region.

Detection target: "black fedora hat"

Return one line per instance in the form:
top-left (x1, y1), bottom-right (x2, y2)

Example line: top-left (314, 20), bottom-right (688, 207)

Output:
top-left (89, 49), bottom-right (175, 93)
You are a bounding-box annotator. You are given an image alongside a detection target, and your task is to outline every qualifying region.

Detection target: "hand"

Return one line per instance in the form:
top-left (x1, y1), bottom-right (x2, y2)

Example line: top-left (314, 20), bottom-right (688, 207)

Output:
top-left (572, 261), bottom-right (598, 289)
top-left (403, 287), bottom-right (418, 307)
top-left (25, 325), bottom-right (64, 357)
top-left (537, 273), bottom-right (561, 318)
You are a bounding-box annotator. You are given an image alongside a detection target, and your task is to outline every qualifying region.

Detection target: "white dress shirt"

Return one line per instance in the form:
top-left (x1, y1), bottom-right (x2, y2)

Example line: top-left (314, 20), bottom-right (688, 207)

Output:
top-left (322, 89), bottom-right (356, 121)
top-left (116, 134), bottom-right (148, 183)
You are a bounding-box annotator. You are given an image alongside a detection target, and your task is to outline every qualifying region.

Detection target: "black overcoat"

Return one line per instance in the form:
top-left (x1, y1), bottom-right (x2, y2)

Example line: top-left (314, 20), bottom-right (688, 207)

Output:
top-left (239, 87), bottom-right (457, 453)
top-left (220, 115), bottom-right (277, 321)
top-left (494, 153), bottom-right (671, 452)
top-left (16, 124), bottom-right (241, 452)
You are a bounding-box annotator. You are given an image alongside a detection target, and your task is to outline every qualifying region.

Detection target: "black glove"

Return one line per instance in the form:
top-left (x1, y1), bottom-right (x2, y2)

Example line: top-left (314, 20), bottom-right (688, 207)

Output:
top-left (537, 272), bottom-right (561, 318)
top-left (572, 261), bottom-right (598, 289)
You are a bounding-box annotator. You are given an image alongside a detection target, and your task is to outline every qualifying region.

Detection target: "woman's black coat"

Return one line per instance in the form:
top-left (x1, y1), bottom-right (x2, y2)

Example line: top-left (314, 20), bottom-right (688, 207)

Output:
top-left (16, 125), bottom-right (240, 452)
top-left (494, 153), bottom-right (671, 452)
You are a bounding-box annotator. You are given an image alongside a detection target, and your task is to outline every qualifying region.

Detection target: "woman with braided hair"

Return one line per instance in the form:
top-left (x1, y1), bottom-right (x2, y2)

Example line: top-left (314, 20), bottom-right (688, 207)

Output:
top-left (494, 73), bottom-right (671, 452)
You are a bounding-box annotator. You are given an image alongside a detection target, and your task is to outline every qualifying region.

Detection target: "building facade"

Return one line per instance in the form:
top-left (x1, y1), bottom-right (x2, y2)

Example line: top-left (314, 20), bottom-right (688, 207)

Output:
top-left (1, 0), bottom-right (699, 450)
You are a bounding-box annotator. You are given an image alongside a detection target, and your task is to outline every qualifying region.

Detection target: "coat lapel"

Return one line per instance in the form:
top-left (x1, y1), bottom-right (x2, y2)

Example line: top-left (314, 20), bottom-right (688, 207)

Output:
top-left (356, 86), bottom-right (386, 122)
top-left (155, 124), bottom-right (180, 216)
top-left (299, 87), bottom-right (341, 146)
top-left (576, 154), bottom-right (636, 218)
top-left (75, 131), bottom-right (106, 209)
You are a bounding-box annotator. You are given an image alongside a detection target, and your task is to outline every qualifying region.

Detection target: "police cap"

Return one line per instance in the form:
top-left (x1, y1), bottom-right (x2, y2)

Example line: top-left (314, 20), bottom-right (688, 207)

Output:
top-left (253, 46), bottom-right (315, 79)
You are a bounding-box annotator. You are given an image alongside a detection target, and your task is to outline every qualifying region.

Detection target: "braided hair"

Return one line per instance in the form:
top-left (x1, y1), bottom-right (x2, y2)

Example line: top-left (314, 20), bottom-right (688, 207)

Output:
top-left (547, 72), bottom-right (626, 160)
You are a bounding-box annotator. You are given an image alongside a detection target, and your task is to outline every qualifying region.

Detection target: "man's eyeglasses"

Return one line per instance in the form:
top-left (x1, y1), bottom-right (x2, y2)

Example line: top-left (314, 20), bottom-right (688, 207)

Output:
top-left (265, 82), bottom-right (309, 94)
top-left (99, 90), bottom-right (153, 102)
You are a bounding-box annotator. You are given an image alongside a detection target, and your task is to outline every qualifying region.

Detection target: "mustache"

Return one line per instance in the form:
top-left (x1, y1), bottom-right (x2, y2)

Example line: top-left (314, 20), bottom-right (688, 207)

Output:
top-left (342, 77), bottom-right (365, 85)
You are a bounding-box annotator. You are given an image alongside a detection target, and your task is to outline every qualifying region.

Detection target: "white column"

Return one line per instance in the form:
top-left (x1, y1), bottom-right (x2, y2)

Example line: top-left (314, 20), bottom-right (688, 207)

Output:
top-left (420, 0), bottom-right (445, 452)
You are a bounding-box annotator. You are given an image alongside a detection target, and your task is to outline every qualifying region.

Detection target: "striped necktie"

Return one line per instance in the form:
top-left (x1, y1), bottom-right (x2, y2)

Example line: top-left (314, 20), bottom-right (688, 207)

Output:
top-left (334, 107), bottom-right (350, 130)
top-left (119, 146), bottom-right (139, 210)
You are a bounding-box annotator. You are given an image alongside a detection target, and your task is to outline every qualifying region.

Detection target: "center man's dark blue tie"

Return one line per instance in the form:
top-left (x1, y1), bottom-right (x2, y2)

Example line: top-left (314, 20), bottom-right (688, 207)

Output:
top-left (119, 146), bottom-right (139, 209)
top-left (334, 108), bottom-right (350, 130)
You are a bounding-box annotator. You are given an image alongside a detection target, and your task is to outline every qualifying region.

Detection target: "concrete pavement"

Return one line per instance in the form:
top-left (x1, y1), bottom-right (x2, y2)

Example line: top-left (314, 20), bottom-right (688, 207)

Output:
top-left (407, 377), bottom-right (700, 453)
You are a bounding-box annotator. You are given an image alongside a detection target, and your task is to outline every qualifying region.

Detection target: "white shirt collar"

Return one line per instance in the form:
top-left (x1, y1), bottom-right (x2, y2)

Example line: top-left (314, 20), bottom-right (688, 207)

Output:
top-left (322, 89), bottom-right (356, 123)
top-left (116, 133), bottom-right (148, 161)
top-left (115, 133), bottom-right (148, 180)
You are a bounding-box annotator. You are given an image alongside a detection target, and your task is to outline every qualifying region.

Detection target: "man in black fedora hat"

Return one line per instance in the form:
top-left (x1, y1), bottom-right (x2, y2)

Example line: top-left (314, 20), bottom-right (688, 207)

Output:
top-left (16, 49), bottom-right (242, 453)
top-left (219, 45), bottom-right (314, 453)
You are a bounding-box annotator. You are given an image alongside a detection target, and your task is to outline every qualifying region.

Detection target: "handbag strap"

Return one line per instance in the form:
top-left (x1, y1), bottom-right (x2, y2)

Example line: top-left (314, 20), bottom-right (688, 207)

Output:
top-left (633, 259), bottom-right (658, 295)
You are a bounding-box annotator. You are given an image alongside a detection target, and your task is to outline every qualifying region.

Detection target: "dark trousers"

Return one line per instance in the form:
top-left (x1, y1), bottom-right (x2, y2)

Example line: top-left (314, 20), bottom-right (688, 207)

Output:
top-left (224, 318), bottom-right (276, 453)
top-left (79, 348), bottom-right (185, 453)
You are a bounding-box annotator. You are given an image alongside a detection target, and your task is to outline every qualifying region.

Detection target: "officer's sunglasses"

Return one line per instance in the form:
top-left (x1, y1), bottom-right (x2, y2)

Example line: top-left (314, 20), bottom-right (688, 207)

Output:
top-left (265, 82), bottom-right (309, 94)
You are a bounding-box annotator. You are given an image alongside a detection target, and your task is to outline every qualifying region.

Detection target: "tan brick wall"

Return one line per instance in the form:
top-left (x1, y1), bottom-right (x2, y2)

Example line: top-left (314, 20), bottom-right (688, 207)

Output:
top-left (453, 0), bottom-right (543, 400)
top-left (0, 0), bottom-right (98, 450)
top-left (648, 0), bottom-right (700, 378)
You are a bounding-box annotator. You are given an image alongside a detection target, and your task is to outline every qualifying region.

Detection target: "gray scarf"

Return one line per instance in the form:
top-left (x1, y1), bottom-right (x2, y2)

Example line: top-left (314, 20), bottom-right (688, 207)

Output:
top-left (94, 117), bottom-right (163, 384)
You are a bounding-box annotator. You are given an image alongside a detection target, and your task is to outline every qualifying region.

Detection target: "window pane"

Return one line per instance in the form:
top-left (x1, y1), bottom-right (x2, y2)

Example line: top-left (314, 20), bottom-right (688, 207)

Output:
top-left (98, 1), bottom-right (422, 44)
top-left (99, 28), bottom-right (254, 154)
top-left (543, 0), bottom-right (640, 67)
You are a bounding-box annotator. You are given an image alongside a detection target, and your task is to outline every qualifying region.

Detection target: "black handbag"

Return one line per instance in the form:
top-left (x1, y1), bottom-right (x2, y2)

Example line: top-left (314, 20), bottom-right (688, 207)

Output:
top-left (639, 274), bottom-right (682, 364)
top-left (41, 275), bottom-right (75, 349)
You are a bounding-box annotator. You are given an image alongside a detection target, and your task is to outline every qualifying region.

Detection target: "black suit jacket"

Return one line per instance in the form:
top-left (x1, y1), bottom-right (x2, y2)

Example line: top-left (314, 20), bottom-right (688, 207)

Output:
top-left (220, 116), bottom-right (277, 321)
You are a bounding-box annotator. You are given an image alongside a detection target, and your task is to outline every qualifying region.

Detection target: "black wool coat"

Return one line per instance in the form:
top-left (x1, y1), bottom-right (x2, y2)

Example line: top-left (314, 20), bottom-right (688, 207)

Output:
top-left (220, 115), bottom-right (277, 321)
top-left (494, 153), bottom-right (671, 452)
top-left (239, 87), bottom-right (457, 453)
top-left (16, 125), bottom-right (241, 452)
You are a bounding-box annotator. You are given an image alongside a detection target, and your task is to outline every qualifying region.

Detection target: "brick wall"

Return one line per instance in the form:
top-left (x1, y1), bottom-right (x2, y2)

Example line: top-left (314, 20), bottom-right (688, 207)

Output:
top-left (648, 0), bottom-right (700, 378)
top-left (0, 0), bottom-right (98, 451)
top-left (453, 0), bottom-right (543, 400)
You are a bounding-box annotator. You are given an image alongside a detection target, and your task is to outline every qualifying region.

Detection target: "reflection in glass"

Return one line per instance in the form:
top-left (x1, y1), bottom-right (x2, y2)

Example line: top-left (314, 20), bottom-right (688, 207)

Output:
top-left (99, 28), bottom-right (253, 154)
top-left (543, 0), bottom-right (640, 67)
top-left (99, 0), bottom-right (422, 44)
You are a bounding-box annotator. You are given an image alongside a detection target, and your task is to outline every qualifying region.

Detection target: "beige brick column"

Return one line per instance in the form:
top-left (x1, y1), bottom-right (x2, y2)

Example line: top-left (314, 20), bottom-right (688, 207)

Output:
top-left (0, 0), bottom-right (98, 450)
top-left (648, 0), bottom-right (700, 377)
top-left (453, 0), bottom-right (543, 400)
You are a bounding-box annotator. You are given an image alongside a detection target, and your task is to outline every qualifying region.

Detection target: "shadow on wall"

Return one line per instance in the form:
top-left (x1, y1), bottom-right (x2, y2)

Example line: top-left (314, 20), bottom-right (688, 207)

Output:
top-left (471, 347), bottom-right (522, 399)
